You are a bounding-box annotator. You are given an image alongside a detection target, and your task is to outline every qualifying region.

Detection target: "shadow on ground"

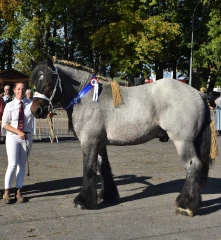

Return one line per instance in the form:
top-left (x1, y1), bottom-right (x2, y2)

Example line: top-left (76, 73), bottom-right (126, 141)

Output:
top-left (21, 175), bottom-right (221, 215)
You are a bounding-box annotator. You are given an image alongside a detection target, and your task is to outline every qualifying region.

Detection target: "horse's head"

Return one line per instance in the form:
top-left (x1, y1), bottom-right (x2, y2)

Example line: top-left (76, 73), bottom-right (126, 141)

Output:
top-left (30, 58), bottom-right (62, 118)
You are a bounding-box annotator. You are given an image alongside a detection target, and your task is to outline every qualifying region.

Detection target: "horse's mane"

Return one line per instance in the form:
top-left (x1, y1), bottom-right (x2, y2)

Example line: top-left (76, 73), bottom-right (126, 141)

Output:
top-left (54, 59), bottom-right (122, 108)
top-left (53, 59), bottom-right (112, 84)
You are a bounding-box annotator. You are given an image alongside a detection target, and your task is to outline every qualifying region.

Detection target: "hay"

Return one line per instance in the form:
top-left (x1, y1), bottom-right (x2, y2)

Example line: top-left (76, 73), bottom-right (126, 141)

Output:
top-left (110, 80), bottom-right (122, 107)
top-left (210, 120), bottom-right (219, 160)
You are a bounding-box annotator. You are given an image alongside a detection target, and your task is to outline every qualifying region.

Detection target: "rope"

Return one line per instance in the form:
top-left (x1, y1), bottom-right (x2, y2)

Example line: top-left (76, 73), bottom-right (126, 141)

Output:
top-left (25, 138), bottom-right (30, 176)
top-left (46, 114), bottom-right (55, 143)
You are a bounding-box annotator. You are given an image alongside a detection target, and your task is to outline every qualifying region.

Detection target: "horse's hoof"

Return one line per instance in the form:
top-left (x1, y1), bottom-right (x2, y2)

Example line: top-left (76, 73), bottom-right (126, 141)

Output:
top-left (97, 197), bottom-right (103, 204)
top-left (74, 203), bottom-right (86, 210)
top-left (175, 207), bottom-right (194, 217)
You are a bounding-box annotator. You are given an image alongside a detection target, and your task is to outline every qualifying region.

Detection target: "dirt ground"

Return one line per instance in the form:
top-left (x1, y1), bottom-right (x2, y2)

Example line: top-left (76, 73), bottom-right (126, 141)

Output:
top-left (0, 136), bottom-right (220, 240)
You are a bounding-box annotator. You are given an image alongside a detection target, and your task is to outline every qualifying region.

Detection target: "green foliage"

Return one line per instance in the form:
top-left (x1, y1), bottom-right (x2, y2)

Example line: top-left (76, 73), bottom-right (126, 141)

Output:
top-left (91, 0), bottom-right (180, 75)
top-left (194, 0), bottom-right (221, 87)
top-left (0, 0), bottom-right (220, 89)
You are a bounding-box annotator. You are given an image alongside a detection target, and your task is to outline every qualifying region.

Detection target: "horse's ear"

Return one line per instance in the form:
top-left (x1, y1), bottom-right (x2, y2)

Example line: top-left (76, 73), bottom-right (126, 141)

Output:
top-left (47, 58), bottom-right (56, 71)
top-left (30, 59), bottom-right (37, 69)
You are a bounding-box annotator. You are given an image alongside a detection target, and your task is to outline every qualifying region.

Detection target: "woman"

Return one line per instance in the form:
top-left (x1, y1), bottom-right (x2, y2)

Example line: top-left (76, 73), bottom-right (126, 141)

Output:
top-left (2, 82), bottom-right (34, 203)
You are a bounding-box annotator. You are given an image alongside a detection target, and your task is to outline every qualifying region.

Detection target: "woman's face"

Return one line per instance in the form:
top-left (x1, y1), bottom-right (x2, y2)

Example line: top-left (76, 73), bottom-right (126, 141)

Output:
top-left (14, 83), bottom-right (25, 100)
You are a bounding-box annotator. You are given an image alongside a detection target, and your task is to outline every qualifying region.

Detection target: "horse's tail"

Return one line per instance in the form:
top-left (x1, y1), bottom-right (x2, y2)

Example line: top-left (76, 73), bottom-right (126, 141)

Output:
top-left (194, 96), bottom-right (218, 185)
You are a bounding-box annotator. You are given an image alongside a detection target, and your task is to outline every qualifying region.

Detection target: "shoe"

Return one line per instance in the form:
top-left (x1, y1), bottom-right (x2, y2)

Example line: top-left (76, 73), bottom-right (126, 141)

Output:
top-left (15, 188), bottom-right (26, 203)
top-left (3, 189), bottom-right (12, 204)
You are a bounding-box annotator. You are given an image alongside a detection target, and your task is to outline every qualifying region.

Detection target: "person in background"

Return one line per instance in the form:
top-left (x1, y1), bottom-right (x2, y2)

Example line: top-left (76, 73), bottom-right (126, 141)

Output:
top-left (0, 80), bottom-right (5, 120)
top-left (0, 81), bottom-right (6, 143)
top-left (0, 80), bottom-right (5, 143)
top-left (0, 97), bottom-right (5, 125)
top-left (25, 89), bottom-right (33, 100)
top-left (1, 82), bottom-right (34, 204)
top-left (215, 95), bottom-right (221, 136)
top-left (2, 85), bottom-right (12, 103)
top-left (200, 87), bottom-right (215, 120)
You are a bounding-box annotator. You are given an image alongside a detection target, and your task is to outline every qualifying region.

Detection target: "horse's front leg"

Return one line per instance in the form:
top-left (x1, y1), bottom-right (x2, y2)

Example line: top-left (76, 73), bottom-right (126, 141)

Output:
top-left (97, 145), bottom-right (119, 203)
top-left (74, 141), bottom-right (98, 209)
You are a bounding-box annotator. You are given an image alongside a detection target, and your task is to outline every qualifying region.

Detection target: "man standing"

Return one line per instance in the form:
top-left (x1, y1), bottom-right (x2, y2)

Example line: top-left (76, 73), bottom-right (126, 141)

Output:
top-left (2, 85), bottom-right (12, 103)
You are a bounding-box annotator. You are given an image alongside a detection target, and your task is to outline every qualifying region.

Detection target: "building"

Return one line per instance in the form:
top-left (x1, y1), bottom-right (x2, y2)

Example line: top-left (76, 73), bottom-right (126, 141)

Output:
top-left (0, 69), bottom-right (30, 93)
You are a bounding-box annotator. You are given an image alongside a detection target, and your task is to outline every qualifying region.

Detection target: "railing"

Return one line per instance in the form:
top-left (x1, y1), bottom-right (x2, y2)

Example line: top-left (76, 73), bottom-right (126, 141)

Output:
top-left (35, 108), bottom-right (72, 143)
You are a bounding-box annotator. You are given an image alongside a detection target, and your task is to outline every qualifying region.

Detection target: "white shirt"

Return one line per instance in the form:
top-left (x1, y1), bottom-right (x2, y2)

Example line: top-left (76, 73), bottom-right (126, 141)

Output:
top-left (2, 97), bottom-right (34, 135)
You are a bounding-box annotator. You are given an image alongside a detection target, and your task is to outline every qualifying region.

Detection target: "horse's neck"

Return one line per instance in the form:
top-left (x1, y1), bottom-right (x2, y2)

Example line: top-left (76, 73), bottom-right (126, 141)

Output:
top-left (57, 65), bottom-right (92, 105)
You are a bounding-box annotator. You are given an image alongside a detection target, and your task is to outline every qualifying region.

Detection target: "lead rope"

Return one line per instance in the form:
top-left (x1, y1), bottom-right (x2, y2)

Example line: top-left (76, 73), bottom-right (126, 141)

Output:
top-left (25, 138), bottom-right (30, 176)
top-left (46, 113), bottom-right (56, 143)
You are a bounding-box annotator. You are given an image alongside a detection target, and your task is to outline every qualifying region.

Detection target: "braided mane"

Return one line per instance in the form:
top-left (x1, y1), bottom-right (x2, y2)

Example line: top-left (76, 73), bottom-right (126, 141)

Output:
top-left (53, 59), bottom-right (112, 83)
top-left (53, 58), bottom-right (122, 108)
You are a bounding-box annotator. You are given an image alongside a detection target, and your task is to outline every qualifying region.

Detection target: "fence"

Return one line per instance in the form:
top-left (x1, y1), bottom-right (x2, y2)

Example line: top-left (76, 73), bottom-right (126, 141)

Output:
top-left (1, 108), bottom-right (72, 143)
top-left (34, 108), bottom-right (72, 143)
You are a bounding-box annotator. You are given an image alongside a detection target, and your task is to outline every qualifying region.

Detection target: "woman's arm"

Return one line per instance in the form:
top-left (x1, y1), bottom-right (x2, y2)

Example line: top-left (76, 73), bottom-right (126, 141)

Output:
top-left (4, 124), bottom-right (26, 139)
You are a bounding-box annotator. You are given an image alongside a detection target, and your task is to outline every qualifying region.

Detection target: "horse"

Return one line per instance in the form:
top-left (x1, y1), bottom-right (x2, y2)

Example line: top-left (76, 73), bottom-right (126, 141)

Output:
top-left (30, 58), bottom-right (217, 217)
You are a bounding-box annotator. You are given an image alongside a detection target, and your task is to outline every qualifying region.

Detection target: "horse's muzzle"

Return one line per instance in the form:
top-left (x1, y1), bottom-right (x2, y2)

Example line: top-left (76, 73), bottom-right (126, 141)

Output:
top-left (31, 100), bottom-right (49, 119)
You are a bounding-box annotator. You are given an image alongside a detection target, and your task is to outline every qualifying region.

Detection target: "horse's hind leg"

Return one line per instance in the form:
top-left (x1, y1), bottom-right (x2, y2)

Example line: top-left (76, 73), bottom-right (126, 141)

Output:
top-left (174, 141), bottom-right (204, 217)
top-left (97, 145), bottom-right (119, 203)
top-left (74, 141), bottom-right (98, 209)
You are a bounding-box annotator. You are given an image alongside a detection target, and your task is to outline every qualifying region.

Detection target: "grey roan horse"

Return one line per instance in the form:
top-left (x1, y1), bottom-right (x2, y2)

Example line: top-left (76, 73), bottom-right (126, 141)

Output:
top-left (30, 58), bottom-right (215, 217)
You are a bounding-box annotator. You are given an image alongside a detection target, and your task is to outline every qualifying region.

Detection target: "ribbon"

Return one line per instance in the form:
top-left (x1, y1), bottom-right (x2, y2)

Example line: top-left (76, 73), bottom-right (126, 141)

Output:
top-left (64, 75), bottom-right (99, 110)
top-left (90, 76), bottom-right (99, 102)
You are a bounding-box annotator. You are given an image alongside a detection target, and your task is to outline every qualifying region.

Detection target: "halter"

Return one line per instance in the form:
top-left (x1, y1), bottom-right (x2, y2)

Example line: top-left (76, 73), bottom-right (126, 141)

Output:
top-left (33, 66), bottom-right (62, 113)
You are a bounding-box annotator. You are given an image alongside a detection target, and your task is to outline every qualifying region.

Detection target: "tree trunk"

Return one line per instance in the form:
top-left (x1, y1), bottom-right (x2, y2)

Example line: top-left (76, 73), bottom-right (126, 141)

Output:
top-left (155, 62), bottom-right (163, 80)
top-left (7, 39), bottom-right (13, 69)
top-left (64, 16), bottom-right (68, 60)
top-left (172, 60), bottom-right (177, 79)
top-left (52, 22), bottom-right (57, 57)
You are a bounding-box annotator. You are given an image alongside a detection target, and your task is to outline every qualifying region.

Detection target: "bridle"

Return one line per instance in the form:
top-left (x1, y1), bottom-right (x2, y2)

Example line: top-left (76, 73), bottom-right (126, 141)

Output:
top-left (33, 66), bottom-right (62, 113)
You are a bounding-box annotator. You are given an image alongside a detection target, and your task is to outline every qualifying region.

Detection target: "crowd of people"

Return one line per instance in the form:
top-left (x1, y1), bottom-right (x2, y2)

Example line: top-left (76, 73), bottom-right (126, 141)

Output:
top-left (0, 80), bottom-right (34, 204)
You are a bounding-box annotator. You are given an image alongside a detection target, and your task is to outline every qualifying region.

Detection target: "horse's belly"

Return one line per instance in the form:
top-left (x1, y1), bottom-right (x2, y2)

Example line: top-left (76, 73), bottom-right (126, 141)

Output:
top-left (107, 125), bottom-right (161, 146)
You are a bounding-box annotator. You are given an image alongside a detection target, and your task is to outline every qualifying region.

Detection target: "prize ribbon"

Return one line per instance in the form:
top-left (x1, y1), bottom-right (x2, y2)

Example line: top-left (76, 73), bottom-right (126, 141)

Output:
top-left (64, 75), bottom-right (99, 110)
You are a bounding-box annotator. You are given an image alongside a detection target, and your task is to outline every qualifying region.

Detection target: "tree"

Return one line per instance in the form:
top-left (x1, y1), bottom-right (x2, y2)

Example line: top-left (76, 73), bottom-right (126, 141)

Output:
top-left (0, 0), bottom-right (21, 69)
top-left (90, 0), bottom-right (180, 77)
top-left (195, 0), bottom-right (221, 90)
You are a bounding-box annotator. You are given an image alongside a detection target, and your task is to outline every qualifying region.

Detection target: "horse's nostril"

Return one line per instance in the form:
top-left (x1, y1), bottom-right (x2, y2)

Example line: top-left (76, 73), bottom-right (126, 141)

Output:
top-left (36, 106), bottom-right (42, 115)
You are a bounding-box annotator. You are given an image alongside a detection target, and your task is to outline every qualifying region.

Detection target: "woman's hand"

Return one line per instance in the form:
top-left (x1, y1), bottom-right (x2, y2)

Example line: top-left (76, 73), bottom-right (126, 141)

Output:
top-left (17, 130), bottom-right (26, 140)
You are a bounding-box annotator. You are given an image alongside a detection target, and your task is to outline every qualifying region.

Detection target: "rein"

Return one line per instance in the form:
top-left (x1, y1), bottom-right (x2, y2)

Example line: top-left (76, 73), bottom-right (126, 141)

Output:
top-left (33, 66), bottom-right (62, 113)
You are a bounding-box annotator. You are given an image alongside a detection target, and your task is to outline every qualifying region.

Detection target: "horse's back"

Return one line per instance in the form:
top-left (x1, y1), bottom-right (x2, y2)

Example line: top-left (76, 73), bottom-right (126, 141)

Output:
top-left (105, 79), bottom-right (205, 144)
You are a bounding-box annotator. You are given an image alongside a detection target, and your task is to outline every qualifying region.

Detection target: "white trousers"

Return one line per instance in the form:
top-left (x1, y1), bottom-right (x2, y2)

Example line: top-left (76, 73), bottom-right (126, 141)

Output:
top-left (5, 133), bottom-right (32, 189)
